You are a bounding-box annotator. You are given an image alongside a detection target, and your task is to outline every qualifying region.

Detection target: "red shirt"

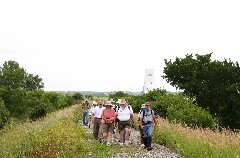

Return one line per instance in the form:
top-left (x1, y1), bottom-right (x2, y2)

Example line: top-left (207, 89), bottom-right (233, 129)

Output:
top-left (101, 108), bottom-right (116, 124)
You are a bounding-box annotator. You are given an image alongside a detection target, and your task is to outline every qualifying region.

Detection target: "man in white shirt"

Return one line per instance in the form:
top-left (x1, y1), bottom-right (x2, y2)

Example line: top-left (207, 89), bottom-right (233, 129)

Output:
top-left (91, 101), bottom-right (105, 140)
top-left (116, 99), bottom-right (134, 146)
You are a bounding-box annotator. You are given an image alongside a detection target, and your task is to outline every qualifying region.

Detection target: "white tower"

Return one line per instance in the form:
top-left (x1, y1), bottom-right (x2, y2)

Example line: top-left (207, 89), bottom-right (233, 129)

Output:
top-left (143, 69), bottom-right (156, 93)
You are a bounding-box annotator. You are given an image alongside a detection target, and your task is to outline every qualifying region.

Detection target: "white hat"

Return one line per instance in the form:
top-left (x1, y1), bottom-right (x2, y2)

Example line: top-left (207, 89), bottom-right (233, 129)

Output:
top-left (105, 101), bottom-right (112, 106)
top-left (92, 101), bottom-right (97, 105)
top-left (118, 99), bottom-right (126, 105)
top-left (141, 104), bottom-right (145, 109)
top-left (110, 99), bottom-right (115, 103)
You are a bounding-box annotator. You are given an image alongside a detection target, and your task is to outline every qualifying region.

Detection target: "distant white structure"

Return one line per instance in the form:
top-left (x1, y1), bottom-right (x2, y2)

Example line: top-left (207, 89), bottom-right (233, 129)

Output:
top-left (143, 69), bottom-right (157, 93)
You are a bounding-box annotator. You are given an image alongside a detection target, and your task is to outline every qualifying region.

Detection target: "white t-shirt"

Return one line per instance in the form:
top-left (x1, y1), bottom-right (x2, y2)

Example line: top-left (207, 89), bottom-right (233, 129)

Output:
top-left (116, 106), bottom-right (133, 121)
top-left (89, 106), bottom-right (95, 116)
top-left (92, 106), bottom-right (105, 118)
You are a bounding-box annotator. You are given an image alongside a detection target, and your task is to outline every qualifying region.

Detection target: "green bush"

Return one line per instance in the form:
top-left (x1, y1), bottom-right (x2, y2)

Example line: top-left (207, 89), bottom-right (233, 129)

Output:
top-left (153, 94), bottom-right (215, 129)
top-left (0, 98), bottom-right (10, 129)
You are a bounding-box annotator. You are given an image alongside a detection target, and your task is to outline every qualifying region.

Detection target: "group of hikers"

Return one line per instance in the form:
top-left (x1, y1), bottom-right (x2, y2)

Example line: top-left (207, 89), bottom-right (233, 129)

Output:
top-left (81, 98), bottom-right (156, 151)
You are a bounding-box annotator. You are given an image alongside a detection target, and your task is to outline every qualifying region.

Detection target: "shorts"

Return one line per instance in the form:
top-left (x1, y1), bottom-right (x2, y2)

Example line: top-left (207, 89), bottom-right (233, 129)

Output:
top-left (102, 123), bottom-right (114, 133)
top-left (118, 120), bottom-right (131, 131)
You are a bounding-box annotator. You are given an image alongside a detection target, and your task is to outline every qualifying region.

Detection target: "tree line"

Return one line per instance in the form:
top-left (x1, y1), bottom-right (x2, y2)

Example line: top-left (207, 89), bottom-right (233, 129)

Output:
top-left (0, 61), bottom-right (84, 129)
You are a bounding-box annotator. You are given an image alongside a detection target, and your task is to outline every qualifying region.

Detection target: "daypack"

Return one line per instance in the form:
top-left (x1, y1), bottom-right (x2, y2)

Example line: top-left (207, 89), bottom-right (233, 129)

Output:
top-left (141, 109), bottom-right (153, 124)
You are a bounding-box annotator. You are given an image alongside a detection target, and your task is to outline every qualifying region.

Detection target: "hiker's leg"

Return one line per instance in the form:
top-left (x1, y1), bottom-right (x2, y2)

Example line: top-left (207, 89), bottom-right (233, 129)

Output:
top-left (139, 125), bottom-right (144, 144)
top-left (125, 128), bottom-right (130, 141)
top-left (93, 118), bottom-right (99, 139)
top-left (85, 111), bottom-right (89, 125)
top-left (83, 112), bottom-right (86, 125)
top-left (102, 123), bottom-right (108, 140)
top-left (98, 122), bottom-right (103, 140)
top-left (142, 124), bottom-right (148, 147)
top-left (118, 122), bottom-right (124, 143)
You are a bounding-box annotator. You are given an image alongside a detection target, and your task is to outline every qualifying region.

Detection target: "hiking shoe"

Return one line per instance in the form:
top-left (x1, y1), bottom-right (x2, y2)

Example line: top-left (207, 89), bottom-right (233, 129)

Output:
top-left (125, 141), bottom-right (130, 147)
top-left (106, 142), bottom-right (111, 146)
top-left (140, 144), bottom-right (145, 147)
top-left (147, 147), bottom-right (153, 151)
top-left (119, 142), bottom-right (124, 147)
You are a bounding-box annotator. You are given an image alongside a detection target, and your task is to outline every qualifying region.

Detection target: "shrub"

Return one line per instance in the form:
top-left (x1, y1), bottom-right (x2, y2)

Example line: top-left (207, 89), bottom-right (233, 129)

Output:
top-left (0, 98), bottom-right (10, 129)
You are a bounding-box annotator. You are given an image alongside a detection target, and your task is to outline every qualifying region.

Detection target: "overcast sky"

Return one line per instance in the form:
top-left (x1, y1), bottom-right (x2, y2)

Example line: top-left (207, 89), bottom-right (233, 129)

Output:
top-left (1, 0), bottom-right (240, 92)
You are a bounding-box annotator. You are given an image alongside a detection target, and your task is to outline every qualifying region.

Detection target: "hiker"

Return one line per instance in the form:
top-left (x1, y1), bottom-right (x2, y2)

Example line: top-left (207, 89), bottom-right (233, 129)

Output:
top-left (91, 101), bottom-right (105, 140)
top-left (101, 101), bottom-right (116, 146)
top-left (89, 101), bottom-right (97, 129)
top-left (138, 104), bottom-right (146, 147)
top-left (82, 99), bottom-right (89, 126)
top-left (116, 99), bottom-right (134, 146)
top-left (139, 102), bottom-right (156, 151)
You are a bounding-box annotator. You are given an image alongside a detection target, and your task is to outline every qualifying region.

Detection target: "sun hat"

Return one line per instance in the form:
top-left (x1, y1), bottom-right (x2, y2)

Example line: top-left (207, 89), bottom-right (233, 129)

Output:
top-left (105, 101), bottom-right (112, 106)
top-left (92, 101), bottom-right (97, 105)
top-left (141, 104), bottom-right (145, 109)
top-left (110, 99), bottom-right (115, 103)
top-left (118, 99), bottom-right (126, 105)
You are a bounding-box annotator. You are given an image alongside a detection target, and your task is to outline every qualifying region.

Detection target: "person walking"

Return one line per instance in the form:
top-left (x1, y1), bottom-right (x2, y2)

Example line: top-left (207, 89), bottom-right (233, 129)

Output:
top-left (139, 102), bottom-right (156, 151)
top-left (89, 101), bottom-right (97, 129)
top-left (116, 99), bottom-right (134, 146)
top-left (91, 101), bottom-right (105, 140)
top-left (82, 99), bottom-right (89, 126)
top-left (101, 101), bottom-right (116, 146)
top-left (138, 104), bottom-right (146, 147)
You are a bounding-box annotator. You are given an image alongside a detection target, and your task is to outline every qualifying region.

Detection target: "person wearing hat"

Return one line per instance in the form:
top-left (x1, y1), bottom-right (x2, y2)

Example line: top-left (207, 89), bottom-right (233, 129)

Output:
top-left (139, 102), bottom-right (156, 151)
top-left (101, 101), bottom-right (116, 146)
top-left (138, 104), bottom-right (146, 147)
top-left (89, 101), bottom-right (97, 129)
top-left (115, 99), bottom-right (134, 147)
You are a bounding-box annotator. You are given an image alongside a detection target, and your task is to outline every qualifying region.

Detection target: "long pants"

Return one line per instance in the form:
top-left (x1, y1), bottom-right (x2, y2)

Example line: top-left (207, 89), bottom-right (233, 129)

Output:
top-left (93, 118), bottom-right (102, 139)
top-left (143, 123), bottom-right (153, 148)
top-left (83, 111), bottom-right (89, 125)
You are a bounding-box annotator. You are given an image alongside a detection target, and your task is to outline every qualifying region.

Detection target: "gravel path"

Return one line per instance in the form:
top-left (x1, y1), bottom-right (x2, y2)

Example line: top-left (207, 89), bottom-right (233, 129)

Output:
top-left (81, 122), bottom-right (181, 158)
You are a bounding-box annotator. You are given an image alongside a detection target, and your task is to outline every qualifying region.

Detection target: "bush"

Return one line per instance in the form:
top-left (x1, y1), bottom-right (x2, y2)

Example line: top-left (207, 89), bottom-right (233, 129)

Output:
top-left (0, 98), bottom-right (10, 129)
top-left (153, 94), bottom-right (215, 129)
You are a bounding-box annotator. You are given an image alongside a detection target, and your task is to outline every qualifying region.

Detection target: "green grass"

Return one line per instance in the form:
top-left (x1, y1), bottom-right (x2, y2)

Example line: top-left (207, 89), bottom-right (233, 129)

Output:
top-left (0, 104), bottom-right (140, 158)
top-left (153, 118), bottom-right (240, 158)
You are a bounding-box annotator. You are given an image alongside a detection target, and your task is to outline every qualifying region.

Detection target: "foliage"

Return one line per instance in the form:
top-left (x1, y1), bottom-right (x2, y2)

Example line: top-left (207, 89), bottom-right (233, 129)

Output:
top-left (153, 118), bottom-right (240, 158)
top-left (0, 98), bottom-right (10, 129)
top-left (0, 60), bottom-right (44, 90)
top-left (85, 94), bottom-right (93, 100)
top-left (163, 53), bottom-right (240, 129)
top-left (154, 94), bottom-right (215, 129)
top-left (108, 91), bottom-right (131, 101)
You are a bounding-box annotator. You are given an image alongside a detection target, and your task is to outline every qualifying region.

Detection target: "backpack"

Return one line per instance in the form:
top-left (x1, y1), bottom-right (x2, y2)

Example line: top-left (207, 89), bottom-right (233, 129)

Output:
top-left (115, 104), bottom-right (132, 112)
top-left (141, 109), bottom-right (153, 124)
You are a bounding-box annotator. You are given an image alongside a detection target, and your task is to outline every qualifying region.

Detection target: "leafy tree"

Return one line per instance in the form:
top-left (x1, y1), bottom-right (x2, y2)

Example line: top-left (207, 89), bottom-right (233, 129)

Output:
top-left (163, 53), bottom-right (240, 129)
top-left (108, 91), bottom-right (131, 101)
top-left (0, 60), bottom-right (44, 90)
top-left (72, 93), bottom-right (84, 101)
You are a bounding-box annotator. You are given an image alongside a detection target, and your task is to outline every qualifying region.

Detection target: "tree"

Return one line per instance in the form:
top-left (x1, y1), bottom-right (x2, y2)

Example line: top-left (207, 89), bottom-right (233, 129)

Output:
top-left (163, 53), bottom-right (240, 129)
top-left (0, 60), bottom-right (44, 90)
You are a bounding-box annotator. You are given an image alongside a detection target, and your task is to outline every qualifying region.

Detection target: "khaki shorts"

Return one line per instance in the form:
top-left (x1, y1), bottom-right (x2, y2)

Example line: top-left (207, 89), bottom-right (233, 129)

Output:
top-left (102, 123), bottom-right (114, 133)
top-left (118, 120), bottom-right (131, 131)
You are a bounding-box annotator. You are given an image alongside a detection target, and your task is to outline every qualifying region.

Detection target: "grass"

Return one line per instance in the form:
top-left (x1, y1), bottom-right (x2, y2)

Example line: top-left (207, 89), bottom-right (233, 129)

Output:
top-left (0, 104), bottom-right (138, 158)
top-left (153, 118), bottom-right (240, 158)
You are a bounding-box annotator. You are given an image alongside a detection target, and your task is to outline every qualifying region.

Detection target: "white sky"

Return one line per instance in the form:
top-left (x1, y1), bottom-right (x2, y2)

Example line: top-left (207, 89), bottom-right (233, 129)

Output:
top-left (0, 0), bottom-right (240, 92)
